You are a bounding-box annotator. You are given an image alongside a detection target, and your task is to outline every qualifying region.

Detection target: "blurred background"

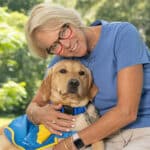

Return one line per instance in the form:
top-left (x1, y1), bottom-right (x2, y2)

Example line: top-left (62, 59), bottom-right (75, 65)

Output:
top-left (0, 0), bottom-right (150, 125)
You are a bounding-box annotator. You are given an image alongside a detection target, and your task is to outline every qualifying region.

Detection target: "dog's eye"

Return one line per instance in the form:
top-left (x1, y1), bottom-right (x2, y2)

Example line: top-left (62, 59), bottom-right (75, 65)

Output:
top-left (59, 69), bottom-right (67, 74)
top-left (79, 71), bottom-right (85, 76)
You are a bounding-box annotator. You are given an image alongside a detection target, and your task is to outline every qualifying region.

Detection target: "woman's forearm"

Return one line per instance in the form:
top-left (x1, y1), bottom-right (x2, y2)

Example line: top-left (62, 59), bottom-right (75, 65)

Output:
top-left (26, 89), bottom-right (49, 124)
top-left (26, 102), bottom-right (42, 124)
top-left (79, 65), bottom-right (142, 145)
top-left (79, 106), bottom-right (136, 145)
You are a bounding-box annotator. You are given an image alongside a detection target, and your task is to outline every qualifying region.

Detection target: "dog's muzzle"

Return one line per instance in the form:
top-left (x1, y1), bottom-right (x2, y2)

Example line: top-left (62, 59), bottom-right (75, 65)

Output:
top-left (67, 79), bottom-right (80, 93)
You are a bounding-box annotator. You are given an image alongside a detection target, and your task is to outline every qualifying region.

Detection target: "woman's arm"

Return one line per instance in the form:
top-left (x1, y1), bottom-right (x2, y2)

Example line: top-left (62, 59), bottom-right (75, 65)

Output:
top-left (78, 64), bottom-right (143, 145)
top-left (26, 89), bottom-right (49, 124)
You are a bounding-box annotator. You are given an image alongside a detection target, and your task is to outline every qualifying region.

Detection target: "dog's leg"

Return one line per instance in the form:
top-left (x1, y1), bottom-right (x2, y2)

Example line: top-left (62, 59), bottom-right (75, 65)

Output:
top-left (92, 141), bottom-right (104, 150)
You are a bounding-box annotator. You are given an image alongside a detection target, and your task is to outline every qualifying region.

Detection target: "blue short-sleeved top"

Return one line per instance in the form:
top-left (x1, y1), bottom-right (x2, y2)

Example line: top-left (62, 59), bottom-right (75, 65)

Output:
top-left (48, 20), bottom-right (150, 129)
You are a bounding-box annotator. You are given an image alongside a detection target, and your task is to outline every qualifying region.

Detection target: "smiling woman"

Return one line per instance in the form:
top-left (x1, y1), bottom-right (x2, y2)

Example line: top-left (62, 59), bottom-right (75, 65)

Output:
top-left (18, 2), bottom-right (150, 150)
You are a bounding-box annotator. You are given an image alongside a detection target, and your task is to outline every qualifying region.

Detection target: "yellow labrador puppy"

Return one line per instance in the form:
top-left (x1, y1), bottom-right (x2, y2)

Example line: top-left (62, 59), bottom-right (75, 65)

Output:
top-left (0, 60), bottom-right (104, 150)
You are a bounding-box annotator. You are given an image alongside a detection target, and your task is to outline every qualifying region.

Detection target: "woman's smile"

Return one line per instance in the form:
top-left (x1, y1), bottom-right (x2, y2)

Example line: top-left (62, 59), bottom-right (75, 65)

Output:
top-left (70, 40), bottom-right (78, 52)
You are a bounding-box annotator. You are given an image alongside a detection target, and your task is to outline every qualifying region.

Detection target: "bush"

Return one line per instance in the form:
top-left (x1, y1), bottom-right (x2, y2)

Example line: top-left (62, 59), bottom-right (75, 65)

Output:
top-left (0, 81), bottom-right (27, 114)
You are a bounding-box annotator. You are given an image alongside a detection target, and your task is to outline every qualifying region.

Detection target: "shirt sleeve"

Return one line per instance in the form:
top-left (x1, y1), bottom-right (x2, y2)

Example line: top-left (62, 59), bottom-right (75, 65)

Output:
top-left (115, 22), bottom-right (150, 72)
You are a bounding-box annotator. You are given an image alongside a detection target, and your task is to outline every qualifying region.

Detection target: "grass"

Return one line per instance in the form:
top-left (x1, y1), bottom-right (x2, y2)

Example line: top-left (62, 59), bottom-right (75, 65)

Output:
top-left (0, 114), bottom-right (15, 127)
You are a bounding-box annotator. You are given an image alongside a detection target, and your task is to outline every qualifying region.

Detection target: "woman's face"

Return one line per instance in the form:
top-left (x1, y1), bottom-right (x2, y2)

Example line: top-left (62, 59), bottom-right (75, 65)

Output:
top-left (35, 24), bottom-right (89, 57)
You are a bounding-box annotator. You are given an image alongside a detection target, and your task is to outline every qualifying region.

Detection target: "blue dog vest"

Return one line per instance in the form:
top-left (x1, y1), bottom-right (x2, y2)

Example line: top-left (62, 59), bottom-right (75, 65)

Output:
top-left (4, 105), bottom-right (88, 150)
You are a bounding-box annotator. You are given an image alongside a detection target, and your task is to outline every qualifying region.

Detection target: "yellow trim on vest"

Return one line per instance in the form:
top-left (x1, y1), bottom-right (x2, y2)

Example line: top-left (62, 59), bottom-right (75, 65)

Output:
top-left (5, 127), bottom-right (25, 150)
top-left (36, 137), bottom-right (58, 150)
top-left (37, 124), bottom-right (52, 144)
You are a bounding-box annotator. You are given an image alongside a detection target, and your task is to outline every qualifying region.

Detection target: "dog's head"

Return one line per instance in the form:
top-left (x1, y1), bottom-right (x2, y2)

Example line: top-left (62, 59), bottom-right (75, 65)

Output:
top-left (39, 60), bottom-right (98, 107)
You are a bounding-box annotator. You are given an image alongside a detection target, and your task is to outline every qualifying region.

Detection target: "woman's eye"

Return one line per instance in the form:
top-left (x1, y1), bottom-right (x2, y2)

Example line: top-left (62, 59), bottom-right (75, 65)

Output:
top-left (59, 69), bottom-right (67, 73)
top-left (79, 71), bottom-right (85, 76)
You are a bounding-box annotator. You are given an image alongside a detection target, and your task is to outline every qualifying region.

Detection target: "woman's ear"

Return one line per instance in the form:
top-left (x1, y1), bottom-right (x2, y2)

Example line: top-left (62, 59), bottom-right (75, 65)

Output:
top-left (38, 68), bottom-right (52, 102)
top-left (88, 83), bottom-right (99, 101)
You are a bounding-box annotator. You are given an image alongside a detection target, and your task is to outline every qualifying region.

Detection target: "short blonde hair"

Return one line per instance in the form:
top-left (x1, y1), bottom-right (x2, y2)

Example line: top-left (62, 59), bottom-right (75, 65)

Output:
top-left (25, 3), bottom-right (85, 58)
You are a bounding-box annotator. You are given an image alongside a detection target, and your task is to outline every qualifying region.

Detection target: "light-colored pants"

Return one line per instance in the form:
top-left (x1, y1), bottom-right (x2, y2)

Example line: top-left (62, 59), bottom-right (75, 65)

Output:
top-left (104, 127), bottom-right (150, 150)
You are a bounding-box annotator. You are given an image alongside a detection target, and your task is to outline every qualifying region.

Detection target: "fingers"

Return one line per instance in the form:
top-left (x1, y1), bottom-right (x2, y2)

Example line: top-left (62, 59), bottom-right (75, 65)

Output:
top-left (50, 103), bottom-right (76, 122)
top-left (45, 120), bottom-right (72, 136)
top-left (44, 117), bottom-right (75, 135)
top-left (40, 104), bottom-right (76, 135)
top-left (45, 123), bottom-right (62, 135)
top-left (47, 104), bottom-right (76, 122)
top-left (51, 122), bottom-right (70, 132)
top-left (56, 119), bottom-right (75, 128)
top-left (56, 111), bottom-right (75, 121)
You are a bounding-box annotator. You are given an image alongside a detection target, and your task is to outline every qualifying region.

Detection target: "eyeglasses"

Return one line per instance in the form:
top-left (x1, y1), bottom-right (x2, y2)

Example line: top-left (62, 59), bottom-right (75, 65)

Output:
top-left (46, 23), bottom-right (72, 55)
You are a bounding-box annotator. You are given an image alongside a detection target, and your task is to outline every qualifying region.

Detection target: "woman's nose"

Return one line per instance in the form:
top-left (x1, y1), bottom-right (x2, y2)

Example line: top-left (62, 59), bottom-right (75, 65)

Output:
top-left (59, 39), bottom-right (70, 49)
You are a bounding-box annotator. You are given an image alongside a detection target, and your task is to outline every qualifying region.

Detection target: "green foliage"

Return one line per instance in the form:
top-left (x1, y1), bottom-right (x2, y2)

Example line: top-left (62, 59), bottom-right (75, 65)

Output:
top-left (0, 7), bottom-right (26, 84)
top-left (0, 7), bottom-right (49, 114)
top-left (0, 81), bottom-right (27, 114)
top-left (0, 7), bottom-right (27, 30)
top-left (0, 0), bottom-right (43, 14)
top-left (75, 0), bottom-right (150, 47)
top-left (48, 0), bottom-right (77, 8)
top-left (0, 24), bottom-right (25, 52)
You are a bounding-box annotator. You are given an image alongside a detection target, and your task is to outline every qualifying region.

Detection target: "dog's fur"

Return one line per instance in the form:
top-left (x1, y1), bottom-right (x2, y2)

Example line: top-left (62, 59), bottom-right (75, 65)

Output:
top-left (0, 60), bottom-right (104, 150)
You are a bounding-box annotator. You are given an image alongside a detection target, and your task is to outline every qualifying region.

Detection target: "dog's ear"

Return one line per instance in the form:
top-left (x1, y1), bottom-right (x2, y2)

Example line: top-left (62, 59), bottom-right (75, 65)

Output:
top-left (88, 83), bottom-right (99, 101)
top-left (85, 67), bottom-right (99, 100)
top-left (38, 68), bottom-right (52, 102)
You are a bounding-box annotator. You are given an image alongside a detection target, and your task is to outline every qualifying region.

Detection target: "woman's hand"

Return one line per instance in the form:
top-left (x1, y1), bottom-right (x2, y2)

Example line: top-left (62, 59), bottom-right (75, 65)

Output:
top-left (53, 137), bottom-right (77, 150)
top-left (27, 102), bottom-right (76, 135)
top-left (40, 103), bottom-right (76, 135)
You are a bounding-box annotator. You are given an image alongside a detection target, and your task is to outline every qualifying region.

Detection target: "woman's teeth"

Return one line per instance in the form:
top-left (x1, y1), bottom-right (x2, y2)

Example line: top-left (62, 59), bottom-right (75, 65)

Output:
top-left (71, 42), bottom-right (78, 51)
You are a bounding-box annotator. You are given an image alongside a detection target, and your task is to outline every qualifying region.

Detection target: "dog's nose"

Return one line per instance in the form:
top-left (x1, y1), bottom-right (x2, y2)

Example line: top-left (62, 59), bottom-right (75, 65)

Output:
top-left (68, 79), bottom-right (80, 93)
top-left (68, 79), bottom-right (80, 87)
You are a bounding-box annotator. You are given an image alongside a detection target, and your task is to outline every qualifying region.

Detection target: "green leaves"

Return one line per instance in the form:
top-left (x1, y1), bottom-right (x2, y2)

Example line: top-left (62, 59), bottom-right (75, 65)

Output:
top-left (0, 0), bottom-right (43, 14)
top-left (0, 26), bottom-right (24, 53)
top-left (75, 0), bottom-right (150, 47)
top-left (0, 7), bottom-right (26, 53)
top-left (0, 81), bottom-right (27, 113)
top-left (0, 7), bottom-right (48, 114)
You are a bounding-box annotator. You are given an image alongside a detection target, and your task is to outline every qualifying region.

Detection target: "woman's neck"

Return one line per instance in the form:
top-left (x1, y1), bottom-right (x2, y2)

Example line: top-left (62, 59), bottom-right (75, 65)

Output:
top-left (85, 25), bottom-right (102, 52)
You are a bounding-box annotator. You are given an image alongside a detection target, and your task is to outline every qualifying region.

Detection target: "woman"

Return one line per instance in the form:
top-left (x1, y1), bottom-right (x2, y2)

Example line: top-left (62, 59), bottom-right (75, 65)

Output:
top-left (25, 3), bottom-right (150, 150)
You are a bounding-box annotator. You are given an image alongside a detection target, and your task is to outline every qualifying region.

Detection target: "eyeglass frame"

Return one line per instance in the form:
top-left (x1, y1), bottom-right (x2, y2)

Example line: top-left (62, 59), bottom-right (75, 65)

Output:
top-left (45, 23), bottom-right (72, 55)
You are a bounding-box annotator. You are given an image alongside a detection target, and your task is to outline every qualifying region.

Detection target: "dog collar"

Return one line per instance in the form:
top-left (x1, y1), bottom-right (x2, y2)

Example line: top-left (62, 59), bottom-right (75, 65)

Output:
top-left (61, 102), bottom-right (91, 115)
